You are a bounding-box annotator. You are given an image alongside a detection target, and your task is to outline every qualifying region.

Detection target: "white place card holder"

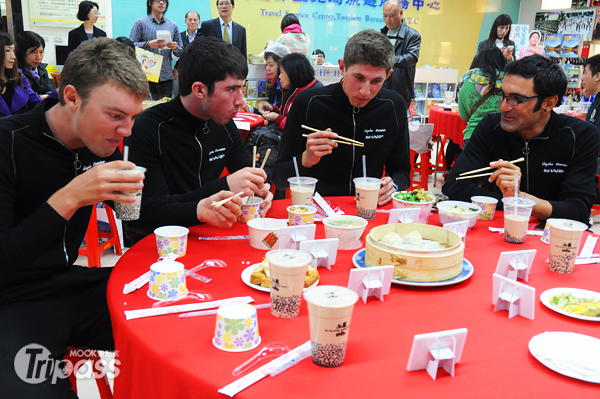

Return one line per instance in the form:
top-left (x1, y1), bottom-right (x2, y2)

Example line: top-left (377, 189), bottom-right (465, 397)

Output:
top-left (347, 265), bottom-right (394, 303)
top-left (388, 208), bottom-right (421, 224)
top-left (406, 328), bottom-right (468, 381)
top-left (313, 192), bottom-right (343, 217)
top-left (298, 238), bottom-right (339, 270)
top-left (578, 235), bottom-right (598, 259)
top-left (494, 250), bottom-right (536, 282)
top-left (278, 225), bottom-right (316, 250)
top-left (442, 220), bottom-right (469, 244)
top-left (492, 273), bottom-right (535, 320)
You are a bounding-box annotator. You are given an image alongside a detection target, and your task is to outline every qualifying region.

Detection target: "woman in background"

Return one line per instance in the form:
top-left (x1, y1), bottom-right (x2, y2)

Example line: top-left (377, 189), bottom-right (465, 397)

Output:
top-left (67, 1), bottom-right (106, 53)
top-left (15, 31), bottom-right (53, 96)
top-left (0, 32), bottom-right (42, 118)
top-left (274, 13), bottom-right (310, 59)
top-left (459, 46), bottom-right (507, 149)
top-left (518, 30), bottom-right (543, 58)
top-left (476, 14), bottom-right (514, 61)
top-left (262, 53), bottom-right (322, 131)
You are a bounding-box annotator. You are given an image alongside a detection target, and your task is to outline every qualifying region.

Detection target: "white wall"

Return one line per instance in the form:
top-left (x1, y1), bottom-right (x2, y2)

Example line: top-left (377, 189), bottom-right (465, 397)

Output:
top-left (518, 0), bottom-right (543, 28)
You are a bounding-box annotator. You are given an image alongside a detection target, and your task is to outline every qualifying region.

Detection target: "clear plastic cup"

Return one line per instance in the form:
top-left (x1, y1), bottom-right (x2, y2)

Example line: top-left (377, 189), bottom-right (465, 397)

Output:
top-left (288, 177), bottom-right (318, 206)
top-left (114, 166), bottom-right (146, 221)
top-left (501, 197), bottom-right (535, 244)
top-left (353, 177), bottom-right (382, 220)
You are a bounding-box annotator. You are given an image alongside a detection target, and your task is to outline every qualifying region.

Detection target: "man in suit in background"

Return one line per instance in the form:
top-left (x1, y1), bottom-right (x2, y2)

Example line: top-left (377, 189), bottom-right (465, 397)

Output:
top-left (181, 10), bottom-right (202, 48)
top-left (201, 0), bottom-right (247, 60)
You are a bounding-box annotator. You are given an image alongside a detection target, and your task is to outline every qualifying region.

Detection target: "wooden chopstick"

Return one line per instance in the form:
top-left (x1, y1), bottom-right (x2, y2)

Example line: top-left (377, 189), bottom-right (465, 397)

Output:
top-left (301, 134), bottom-right (364, 147)
top-left (301, 125), bottom-right (365, 146)
top-left (458, 157), bottom-right (525, 177)
top-left (456, 172), bottom-right (493, 180)
top-left (260, 148), bottom-right (271, 169)
top-left (212, 191), bottom-right (244, 207)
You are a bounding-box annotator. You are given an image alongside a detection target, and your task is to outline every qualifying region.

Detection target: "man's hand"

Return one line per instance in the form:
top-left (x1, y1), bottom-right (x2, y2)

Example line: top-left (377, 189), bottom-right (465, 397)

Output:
top-left (47, 161), bottom-right (145, 221)
top-left (226, 167), bottom-right (268, 197)
top-left (172, 67), bottom-right (179, 80)
top-left (301, 129), bottom-right (338, 168)
top-left (166, 41), bottom-right (178, 50)
top-left (256, 183), bottom-right (273, 217)
top-left (197, 191), bottom-right (242, 228)
top-left (147, 40), bottom-right (164, 49)
top-left (488, 159), bottom-right (521, 197)
top-left (259, 102), bottom-right (274, 113)
top-left (263, 111), bottom-right (279, 122)
top-left (378, 176), bottom-right (396, 206)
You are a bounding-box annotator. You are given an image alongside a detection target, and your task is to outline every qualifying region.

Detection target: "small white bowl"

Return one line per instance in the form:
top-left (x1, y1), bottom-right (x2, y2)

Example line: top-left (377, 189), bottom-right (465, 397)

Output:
top-left (391, 191), bottom-right (435, 224)
top-left (437, 200), bottom-right (481, 229)
top-left (323, 215), bottom-right (368, 250)
top-left (247, 218), bottom-right (288, 250)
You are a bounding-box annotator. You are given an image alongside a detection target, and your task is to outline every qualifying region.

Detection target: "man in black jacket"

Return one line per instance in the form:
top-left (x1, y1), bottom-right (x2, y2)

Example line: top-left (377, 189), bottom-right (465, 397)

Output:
top-left (380, 0), bottom-right (421, 105)
top-left (443, 55), bottom-right (600, 225)
top-left (273, 29), bottom-right (411, 206)
top-left (201, 0), bottom-right (247, 60)
top-left (125, 36), bottom-right (272, 244)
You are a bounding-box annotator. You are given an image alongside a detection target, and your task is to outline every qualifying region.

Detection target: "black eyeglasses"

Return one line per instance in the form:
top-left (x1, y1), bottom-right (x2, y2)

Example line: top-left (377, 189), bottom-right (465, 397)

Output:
top-left (494, 91), bottom-right (539, 106)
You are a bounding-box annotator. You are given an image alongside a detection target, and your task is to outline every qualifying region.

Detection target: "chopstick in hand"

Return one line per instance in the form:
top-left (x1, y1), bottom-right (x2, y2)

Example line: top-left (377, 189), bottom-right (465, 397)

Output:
top-left (458, 157), bottom-right (524, 177)
top-left (301, 134), bottom-right (364, 147)
top-left (211, 191), bottom-right (244, 207)
top-left (301, 125), bottom-right (365, 146)
top-left (456, 172), bottom-right (493, 180)
top-left (260, 149), bottom-right (271, 169)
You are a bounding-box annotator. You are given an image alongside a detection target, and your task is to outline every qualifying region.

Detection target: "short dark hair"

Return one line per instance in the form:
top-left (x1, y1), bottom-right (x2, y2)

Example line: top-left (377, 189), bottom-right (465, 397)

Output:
top-left (343, 29), bottom-right (394, 73)
top-left (77, 1), bottom-right (99, 21)
top-left (281, 13), bottom-right (300, 32)
top-left (147, 0), bottom-right (168, 15)
top-left (215, 0), bottom-right (234, 6)
top-left (504, 54), bottom-right (566, 110)
top-left (15, 31), bottom-right (45, 67)
top-left (312, 49), bottom-right (324, 57)
top-left (178, 36), bottom-right (248, 96)
top-left (280, 53), bottom-right (314, 92)
top-left (115, 36), bottom-right (136, 57)
top-left (584, 54), bottom-right (600, 77)
top-left (475, 46), bottom-right (507, 89)
top-left (488, 14), bottom-right (512, 42)
top-left (185, 10), bottom-right (200, 20)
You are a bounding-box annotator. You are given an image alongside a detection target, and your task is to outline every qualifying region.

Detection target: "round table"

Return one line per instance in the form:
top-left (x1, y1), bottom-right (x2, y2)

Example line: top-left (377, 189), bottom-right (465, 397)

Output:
top-left (428, 105), bottom-right (467, 147)
top-left (233, 112), bottom-right (265, 142)
top-left (107, 197), bottom-right (600, 398)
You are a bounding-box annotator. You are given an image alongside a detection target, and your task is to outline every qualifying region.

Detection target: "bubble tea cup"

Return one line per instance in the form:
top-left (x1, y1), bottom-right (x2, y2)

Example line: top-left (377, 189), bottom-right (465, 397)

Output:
top-left (114, 166), bottom-right (146, 221)
top-left (353, 177), bottom-right (382, 220)
top-left (501, 197), bottom-right (535, 244)
top-left (288, 177), bottom-right (318, 206)
top-left (266, 249), bottom-right (311, 318)
top-left (548, 219), bottom-right (588, 274)
top-left (303, 285), bottom-right (359, 367)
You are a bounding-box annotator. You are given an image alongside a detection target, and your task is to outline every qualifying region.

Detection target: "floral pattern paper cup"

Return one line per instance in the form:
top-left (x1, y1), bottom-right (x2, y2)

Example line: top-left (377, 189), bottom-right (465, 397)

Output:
top-left (147, 261), bottom-right (187, 301)
top-left (238, 197), bottom-right (263, 224)
top-left (213, 303), bottom-right (261, 352)
top-left (154, 226), bottom-right (189, 258)
top-left (287, 205), bottom-right (317, 226)
top-left (471, 196), bottom-right (498, 221)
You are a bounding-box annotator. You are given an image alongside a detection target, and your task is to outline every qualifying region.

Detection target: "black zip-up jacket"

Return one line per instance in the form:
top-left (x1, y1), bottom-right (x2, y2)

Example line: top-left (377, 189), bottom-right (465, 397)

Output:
top-left (443, 112), bottom-right (600, 225)
top-left (273, 81), bottom-right (411, 196)
top-left (0, 99), bottom-right (117, 303)
top-left (124, 96), bottom-right (252, 242)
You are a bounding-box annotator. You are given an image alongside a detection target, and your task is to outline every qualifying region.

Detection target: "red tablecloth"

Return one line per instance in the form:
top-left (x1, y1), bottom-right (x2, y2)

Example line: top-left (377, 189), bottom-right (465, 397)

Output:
top-left (107, 197), bottom-right (600, 398)
top-left (428, 105), bottom-right (467, 147)
top-left (233, 112), bottom-right (265, 142)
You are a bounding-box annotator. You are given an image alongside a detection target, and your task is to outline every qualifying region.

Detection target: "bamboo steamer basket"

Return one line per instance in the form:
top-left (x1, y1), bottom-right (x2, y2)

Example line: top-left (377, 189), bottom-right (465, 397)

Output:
top-left (365, 224), bottom-right (464, 282)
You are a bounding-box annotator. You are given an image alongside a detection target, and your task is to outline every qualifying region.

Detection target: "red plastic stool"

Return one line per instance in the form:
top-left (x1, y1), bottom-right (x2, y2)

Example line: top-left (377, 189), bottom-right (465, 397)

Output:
top-left (410, 149), bottom-right (433, 190)
top-left (78, 204), bottom-right (122, 268)
top-left (65, 347), bottom-right (113, 399)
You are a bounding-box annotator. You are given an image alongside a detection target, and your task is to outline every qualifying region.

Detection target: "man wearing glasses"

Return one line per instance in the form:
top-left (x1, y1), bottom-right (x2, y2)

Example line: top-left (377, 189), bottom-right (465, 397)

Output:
top-left (201, 0), bottom-right (247, 60)
top-left (443, 55), bottom-right (600, 225)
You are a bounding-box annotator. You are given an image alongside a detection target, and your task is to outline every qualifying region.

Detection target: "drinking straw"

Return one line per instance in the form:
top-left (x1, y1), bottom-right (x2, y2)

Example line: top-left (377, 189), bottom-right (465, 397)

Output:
top-left (514, 173), bottom-right (519, 216)
top-left (250, 146), bottom-right (257, 205)
top-left (293, 157), bottom-right (300, 178)
top-left (362, 155), bottom-right (366, 178)
top-left (123, 145), bottom-right (129, 162)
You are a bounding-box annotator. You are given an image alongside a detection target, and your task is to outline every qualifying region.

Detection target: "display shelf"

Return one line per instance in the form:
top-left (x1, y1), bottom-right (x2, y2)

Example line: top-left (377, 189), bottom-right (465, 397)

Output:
top-left (413, 68), bottom-right (459, 117)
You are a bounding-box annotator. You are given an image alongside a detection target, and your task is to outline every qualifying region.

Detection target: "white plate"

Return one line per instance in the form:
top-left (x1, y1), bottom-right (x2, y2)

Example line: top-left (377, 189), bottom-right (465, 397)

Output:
top-left (529, 331), bottom-right (600, 384)
top-left (240, 264), bottom-right (319, 293)
top-left (352, 248), bottom-right (473, 287)
top-left (540, 287), bottom-right (600, 322)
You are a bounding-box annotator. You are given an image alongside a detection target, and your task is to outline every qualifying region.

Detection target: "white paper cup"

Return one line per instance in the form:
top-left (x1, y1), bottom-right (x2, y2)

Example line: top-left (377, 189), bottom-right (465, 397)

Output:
top-left (114, 166), bottom-right (146, 221)
top-left (323, 216), bottom-right (368, 250)
top-left (548, 219), bottom-right (587, 274)
top-left (266, 249), bottom-right (311, 318)
top-left (238, 197), bottom-right (263, 224)
top-left (154, 226), bottom-right (189, 258)
top-left (213, 303), bottom-right (261, 352)
top-left (247, 218), bottom-right (288, 250)
top-left (471, 196), bottom-right (498, 221)
top-left (287, 205), bottom-right (317, 226)
top-left (147, 261), bottom-right (187, 301)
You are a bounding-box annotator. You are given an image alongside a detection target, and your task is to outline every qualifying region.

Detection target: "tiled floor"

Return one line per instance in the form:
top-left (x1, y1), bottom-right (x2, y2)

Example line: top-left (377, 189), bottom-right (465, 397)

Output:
top-left (71, 163), bottom-right (600, 398)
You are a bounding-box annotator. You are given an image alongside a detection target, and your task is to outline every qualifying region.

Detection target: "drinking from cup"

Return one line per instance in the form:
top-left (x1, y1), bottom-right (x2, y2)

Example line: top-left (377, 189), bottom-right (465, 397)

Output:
top-left (288, 177), bottom-right (318, 206)
top-left (266, 249), bottom-right (311, 318)
top-left (303, 285), bottom-right (359, 367)
top-left (501, 197), bottom-right (535, 244)
top-left (353, 177), bottom-right (381, 220)
top-left (114, 166), bottom-right (146, 221)
top-left (548, 219), bottom-right (587, 274)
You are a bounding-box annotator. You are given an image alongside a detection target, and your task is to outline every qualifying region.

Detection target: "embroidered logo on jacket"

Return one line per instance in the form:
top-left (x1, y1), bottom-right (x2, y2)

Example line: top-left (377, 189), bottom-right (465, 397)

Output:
top-left (364, 128), bottom-right (386, 139)
top-left (541, 161), bottom-right (567, 174)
